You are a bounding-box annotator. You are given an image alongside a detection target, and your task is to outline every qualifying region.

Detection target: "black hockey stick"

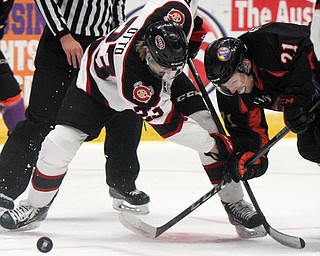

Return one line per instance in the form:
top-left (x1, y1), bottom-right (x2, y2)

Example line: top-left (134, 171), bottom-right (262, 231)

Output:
top-left (118, 124), bottom-right (295, 239)
top-left (119, 179), bottom-right (228, 238)
top-left (119, 61), bottom-right (308, 243)
top-left (241, 98), bottom-right (320, 248)
top-left (187, 58), bottom-right (306, 249)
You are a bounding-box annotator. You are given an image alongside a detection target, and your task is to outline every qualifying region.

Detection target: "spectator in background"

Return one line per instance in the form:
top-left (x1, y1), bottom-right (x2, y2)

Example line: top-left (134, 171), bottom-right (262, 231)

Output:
top-left (0, 0), bottom-right (26, 136)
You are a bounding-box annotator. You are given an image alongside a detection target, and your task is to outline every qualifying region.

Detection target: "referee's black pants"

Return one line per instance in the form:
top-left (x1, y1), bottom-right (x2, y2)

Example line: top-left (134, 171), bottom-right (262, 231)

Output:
top-left (0, 26), bottom-right (142, 200)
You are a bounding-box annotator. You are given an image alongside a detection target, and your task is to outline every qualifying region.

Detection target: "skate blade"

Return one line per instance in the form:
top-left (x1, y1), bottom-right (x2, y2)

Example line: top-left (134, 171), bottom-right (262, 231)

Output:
top-left (112, 199), bottom-right (149, 215)
top-left (0, 221), bottom-right (42, 232)
top-left (235, 224), bottom-right (267, 238)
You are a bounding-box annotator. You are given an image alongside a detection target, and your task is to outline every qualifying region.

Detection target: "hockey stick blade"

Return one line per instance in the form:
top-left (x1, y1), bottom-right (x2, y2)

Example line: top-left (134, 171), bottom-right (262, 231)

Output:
top-left (119, 212), bottom-right (158, 238)
top-left (243, 181), bottom-right (305, 249)
top-left (268, 225), bottom-right (305, 249)
top-left (119, 180), bottom-right (228, 238)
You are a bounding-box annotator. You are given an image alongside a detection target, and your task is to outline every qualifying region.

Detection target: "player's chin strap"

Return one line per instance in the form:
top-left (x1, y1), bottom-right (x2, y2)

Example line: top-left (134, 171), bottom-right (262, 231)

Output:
top-left (187, 58), bottom-right (306, 249)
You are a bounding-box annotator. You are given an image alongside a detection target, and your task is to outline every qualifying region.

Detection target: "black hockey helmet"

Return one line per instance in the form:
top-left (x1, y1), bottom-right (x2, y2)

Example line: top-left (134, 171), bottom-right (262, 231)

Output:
top-left (204, 37), bottom-right (248, 85)
top-left (145, 20), bottom-right (188, 69)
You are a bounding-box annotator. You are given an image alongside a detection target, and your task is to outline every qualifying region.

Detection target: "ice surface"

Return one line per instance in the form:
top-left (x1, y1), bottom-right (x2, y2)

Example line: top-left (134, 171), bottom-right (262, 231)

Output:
top-left (0, 139), bottom-right (319, 255)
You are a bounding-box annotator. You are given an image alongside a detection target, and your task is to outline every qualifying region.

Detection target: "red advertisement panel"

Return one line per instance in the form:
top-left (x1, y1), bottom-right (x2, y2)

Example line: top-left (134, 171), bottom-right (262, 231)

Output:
top-left (232, 0), bottom-right (314, 31)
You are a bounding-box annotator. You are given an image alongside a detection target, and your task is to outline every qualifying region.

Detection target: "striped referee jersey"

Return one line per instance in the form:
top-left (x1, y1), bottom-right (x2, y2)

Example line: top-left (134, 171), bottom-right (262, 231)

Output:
top-left (35, 0), bottom-right (126, 38)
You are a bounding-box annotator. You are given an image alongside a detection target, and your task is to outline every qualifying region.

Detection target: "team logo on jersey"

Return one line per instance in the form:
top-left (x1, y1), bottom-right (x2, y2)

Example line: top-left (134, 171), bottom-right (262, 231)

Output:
top-left (167, 9), bottom-right (185, 25)
top-left (253, 94), bottom-right (272, 105)
top-left (133, 81), bottom-right (154, 103)
top-left (163, 81), bottom-right (171, 95)
top-left (217, 47), bottom-right (231, 61)
top-left (155, 35), bottom-right (165, 50)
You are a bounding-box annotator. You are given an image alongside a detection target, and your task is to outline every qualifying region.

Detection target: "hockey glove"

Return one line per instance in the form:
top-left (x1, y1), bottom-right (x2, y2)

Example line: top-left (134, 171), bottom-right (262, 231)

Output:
top-left (206, 133), bottom-right (234, 162)
top-left (226, 152), bottom-right (268, 182)
top-left (188, 16), bottom-right (207, 59)
top-left (280, 88), bottom-right (315, 134)
top-left (203, 161), bottom-right (226, 185)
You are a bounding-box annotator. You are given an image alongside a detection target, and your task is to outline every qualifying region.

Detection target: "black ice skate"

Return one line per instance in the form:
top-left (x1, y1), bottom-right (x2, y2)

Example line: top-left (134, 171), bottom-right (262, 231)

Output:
top-left (109, 187), bottom-right (150, 215)
top-left (222, 199), bottom-right (267, 238)
top-left (0, 193), bottom-right (14, 211)
top-left (0, 201), bottom-right (50, 231)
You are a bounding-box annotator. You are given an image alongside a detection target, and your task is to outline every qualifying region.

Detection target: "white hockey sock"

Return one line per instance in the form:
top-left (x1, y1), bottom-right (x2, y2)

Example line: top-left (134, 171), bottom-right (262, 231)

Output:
top-left (218, 180), bottom-right (244, 203)
top-left (28, 125), bottom-right (88, 207)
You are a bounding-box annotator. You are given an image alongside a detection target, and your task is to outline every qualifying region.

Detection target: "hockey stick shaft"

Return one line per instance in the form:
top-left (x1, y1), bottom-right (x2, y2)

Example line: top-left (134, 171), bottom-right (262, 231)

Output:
top-left (155, 179), bottom-right (227, 237)
top-left (119, 180), bottom-right (228, 238)
top-left (245, 99), bottom-right (320, 164)
top-left (188, 58), bottom-right (306, 249)
top-left (241, 99), bottom-right (320, 248)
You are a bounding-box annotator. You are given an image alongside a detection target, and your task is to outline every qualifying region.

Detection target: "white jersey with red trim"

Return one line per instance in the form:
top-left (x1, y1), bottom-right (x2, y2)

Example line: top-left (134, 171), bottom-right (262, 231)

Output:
top-left (76, 0), bottom-right (215, 153)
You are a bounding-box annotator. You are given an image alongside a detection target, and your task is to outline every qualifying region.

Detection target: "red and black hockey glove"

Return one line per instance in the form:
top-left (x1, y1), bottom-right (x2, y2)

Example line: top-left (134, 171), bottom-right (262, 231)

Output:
top-left (226, 152), bottom-right (268, 182)
top-left (280, 88), bottom-right (315, 134)
top-left (188, 16), bottom-right (207, 59)
top-left (204, 133), bottom-right (234, 184)
top-left (206, 133), bottom-right (234, 161)
top-left (203, 161), bottom-right (226, 185)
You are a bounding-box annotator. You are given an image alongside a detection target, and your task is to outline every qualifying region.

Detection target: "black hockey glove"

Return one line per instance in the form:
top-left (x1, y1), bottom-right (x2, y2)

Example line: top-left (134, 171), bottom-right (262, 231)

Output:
top-left (280, 88), bottom-right (315, 134)
top-left (188, 16), bottom-right (207, 59)
top-left (226, 152), bottom-right (268, 183)
top-left (203, 161), bottom-right (226, 185)
top-left (204, 133), bottom-right (234, 184)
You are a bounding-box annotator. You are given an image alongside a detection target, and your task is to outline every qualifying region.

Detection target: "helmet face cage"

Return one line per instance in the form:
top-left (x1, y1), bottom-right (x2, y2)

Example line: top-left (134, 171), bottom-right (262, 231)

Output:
top-left (204, 37), bottom-right (247, 95)
top-left (145, 20), bottom-right (188, 70)
top-left (145, 52), bottom-right (185, 80)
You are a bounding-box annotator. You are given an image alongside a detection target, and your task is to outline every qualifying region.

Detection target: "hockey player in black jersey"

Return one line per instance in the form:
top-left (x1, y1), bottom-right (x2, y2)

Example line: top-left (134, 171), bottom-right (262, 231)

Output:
top-left (204, 22), bottom-right (320, 183)
top-left (0, 0), bottom-right (265, 238)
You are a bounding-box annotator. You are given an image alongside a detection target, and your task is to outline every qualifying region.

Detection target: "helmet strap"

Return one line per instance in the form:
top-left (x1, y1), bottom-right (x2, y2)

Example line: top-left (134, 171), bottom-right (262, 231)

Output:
top-left (237, 56), bottom-right (251, 76)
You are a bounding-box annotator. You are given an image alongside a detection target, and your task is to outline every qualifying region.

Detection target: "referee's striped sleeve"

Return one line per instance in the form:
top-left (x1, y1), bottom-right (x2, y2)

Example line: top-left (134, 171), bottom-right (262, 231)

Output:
top-left (34, 0), bottom-right (126, 38)
top-left (112, 0), bottom-right (126, 28)
top-left (35, 0), bottom-right (70, 38)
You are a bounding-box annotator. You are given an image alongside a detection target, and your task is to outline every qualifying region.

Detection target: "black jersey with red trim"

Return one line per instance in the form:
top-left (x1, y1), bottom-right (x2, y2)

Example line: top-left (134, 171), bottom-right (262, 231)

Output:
top-left (217, 22), bottom-right (319, 153)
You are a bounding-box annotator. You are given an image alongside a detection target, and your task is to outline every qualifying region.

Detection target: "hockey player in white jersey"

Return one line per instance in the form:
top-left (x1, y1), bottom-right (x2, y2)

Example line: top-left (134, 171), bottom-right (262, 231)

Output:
top-left (0, 0), bottom-right (265, 238)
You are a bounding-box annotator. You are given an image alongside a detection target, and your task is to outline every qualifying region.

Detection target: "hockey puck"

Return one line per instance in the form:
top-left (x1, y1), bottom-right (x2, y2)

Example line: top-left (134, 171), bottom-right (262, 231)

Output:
top-left (36, 236), bottom-right (53, 253)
